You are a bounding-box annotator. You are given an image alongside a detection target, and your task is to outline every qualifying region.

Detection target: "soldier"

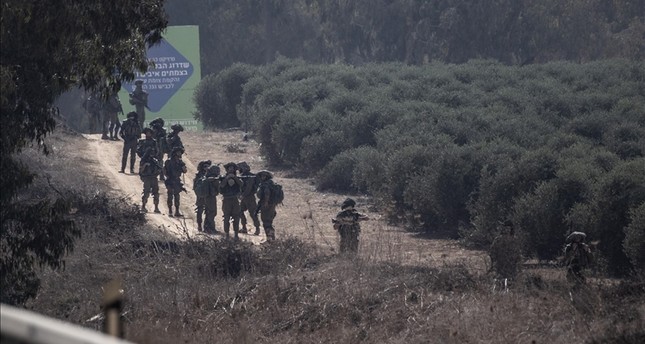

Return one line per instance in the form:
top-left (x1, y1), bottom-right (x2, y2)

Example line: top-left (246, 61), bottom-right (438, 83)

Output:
top-left (255, 170), bottom-right (279, 241)
top-left (167, 124), bottom-right (184, 152)
top-left (332, 198), bottom-right (369, 253)
top-left (138, 142), bottom-right (162, 214)
top-left (193, 160), bottom-right (212, 231)
top-left (203, 165), bottom-right (221, 234)
top-left (564, 231), bottom-right (593, 284)
top-left (164, 147), bottom-right (187, 217)
top-left (137, 127), bottom-right (157, 159)
top-left (104, 93), bottom-right (123, 140)
top-left (82, 91), bottom-right (102, 134)
top-left (149, 117), bottom-right (168, 181)
top-left (219, 162), bottom-right (243, 239)
top-left (129, 80), bottom-right (148, 129)
top-left (118, 112), bottom-right (141, 174)
top-left (237, 161), bottom-right (261, 235)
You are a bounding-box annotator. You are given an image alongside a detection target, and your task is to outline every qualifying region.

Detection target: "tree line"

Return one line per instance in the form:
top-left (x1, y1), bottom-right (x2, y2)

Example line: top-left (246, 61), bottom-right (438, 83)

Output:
top-left (166, 0), bottom-right (644, 75)
top-left (195, 58), bottom-right (645, 276)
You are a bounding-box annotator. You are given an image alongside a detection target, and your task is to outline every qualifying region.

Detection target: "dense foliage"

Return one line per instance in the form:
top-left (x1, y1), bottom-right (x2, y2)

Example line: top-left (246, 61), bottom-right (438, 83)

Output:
top-left (0, 0), bottom-right (167, 304)
top-left (167, 0), bottom-right (644, 75)
top-left (196, 58), bottom-right (645, 276)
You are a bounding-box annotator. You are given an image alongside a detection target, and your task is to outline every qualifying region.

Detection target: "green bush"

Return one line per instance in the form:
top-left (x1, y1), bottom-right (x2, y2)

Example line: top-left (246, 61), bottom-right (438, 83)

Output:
top-left (623, 203), bottom-right (645, 273)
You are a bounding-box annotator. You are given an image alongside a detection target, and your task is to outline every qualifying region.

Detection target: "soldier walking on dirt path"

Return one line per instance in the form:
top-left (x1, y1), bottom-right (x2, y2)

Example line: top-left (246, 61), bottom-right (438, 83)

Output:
top-left (119, 112), bottom-right (141, 174)
top-left (203, 165), bottom-right (221, 234)
top-left (332, 198), bottom-right (369, 254)
top-left (164, 147), bottom-right (187, 217)
top-left (193, 160), bottom-right (212, 231)
top-left (219, 162), bottom-right (243, 239)
top-left (255, 170), bottom-right (279, 241)
top-left (138, 129), bottom-right (162, 213)
top-left (149, 117), bottom-right (168, 181)
top-left (238, 161), bottom-right (261, 235)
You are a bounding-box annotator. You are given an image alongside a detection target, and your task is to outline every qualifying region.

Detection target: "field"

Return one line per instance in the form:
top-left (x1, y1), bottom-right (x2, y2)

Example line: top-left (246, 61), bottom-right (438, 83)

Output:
top-left (21, 127), bottom-right (645, 343)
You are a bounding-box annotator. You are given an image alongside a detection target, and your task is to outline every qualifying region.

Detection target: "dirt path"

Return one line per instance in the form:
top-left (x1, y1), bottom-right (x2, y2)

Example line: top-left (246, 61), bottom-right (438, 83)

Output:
top-left (83, 131), bottom-right (488, 270)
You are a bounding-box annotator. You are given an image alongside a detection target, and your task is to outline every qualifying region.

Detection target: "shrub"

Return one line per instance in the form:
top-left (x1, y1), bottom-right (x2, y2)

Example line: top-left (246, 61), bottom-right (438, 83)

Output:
top-left (623, 203), bottom-right (645, 273)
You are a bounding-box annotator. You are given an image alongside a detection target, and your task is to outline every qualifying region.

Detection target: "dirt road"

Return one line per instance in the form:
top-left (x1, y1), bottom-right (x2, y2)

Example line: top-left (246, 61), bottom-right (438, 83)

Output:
top-left (84, 131), bottom-right (488, 269)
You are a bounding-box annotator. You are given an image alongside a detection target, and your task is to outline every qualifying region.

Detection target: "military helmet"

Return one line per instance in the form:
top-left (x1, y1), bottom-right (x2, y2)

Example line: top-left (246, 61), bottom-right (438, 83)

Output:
top-left (341, 198), bottom-right (356, 210)
top-left (198, 160), bottom-right (212, 170)
top-left (150, 117), bottom-right (165, 127)
top-left (256, 170), bottom-right (273, 179)
top-left (134, 79), bottom-right (144, 86)
top-left (142, 127), bottom-right (154, 135)
top-left (170, 124), bottom-right (184, 132)
top-left (207, 165), bottom-right (221, 177)
top-left (223, 162), bottom-right (238, 171)
top-left (237, 161), bottom-right (250, 172)
top-left (126, 111), bottom-right (138, 119)
top-left (566, 231), bottom-right (587, 244)
top-left (171, 146), bottom-right (184, 157)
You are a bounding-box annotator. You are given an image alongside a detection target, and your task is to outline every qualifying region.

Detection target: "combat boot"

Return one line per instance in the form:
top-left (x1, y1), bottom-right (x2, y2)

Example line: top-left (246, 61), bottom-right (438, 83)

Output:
top-left (153, 206), bottom-right (161, 213)
top-left (175, 210), bottom-right (183, 217)
top-left (240, 225), bottom-right (248, 234)
top-left (254, 227), bottom-right (261, 236)
top-left (141, 200), bottom-right (147, 213)
top-left (197, 222), bottom-right (203, 232)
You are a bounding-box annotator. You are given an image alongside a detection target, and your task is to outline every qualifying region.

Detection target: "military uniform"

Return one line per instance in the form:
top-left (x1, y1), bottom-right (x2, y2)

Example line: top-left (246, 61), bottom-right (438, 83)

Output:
top-left (167, 124), bottom-right (184, 152)
top-left (164, 148), bottom-right (187, 217)
top-left (203, 166), bottom-right (221, 233)
top-left (333, 198), bottom-right (368, 253)
top-left (238, 163), bottom-right (261, 235)
top-left (256, 171), bottom-right (277, 241)
top-left (150, 118), bottom-right (168, 181)
top-left (139, 151), bottom-right (162, 213)
top-left (219, 163), bottom-right (243, 238)
top-left (119, 113), bottom-right (141, 174)
top-left (193, 160), bottom-right (212, 231)
top-left (129, 80), bottom-right (148, 129)
top-left (104, 94), bottom-right (122, 140)
top-left (564, 231), bottom-right (593, 284)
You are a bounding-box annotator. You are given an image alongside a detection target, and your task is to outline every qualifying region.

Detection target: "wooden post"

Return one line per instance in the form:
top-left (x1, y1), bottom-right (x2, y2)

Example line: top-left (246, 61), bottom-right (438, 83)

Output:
top-left (101, 279), bottom-right (124, 338)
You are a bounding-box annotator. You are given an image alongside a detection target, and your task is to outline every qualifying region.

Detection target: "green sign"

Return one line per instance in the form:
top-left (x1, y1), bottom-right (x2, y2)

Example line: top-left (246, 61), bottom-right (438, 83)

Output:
top-left (119, 25), bottom-right (201, 130)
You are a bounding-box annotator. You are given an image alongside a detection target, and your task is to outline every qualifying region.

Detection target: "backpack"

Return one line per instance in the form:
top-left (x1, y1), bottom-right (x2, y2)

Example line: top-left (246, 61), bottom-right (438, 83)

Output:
top-left (193, 177), bottom-right (208, 198)
top-left (121, 119), bottom-right (140, 139)
top-left (269, 183), bottom-right (284, 206)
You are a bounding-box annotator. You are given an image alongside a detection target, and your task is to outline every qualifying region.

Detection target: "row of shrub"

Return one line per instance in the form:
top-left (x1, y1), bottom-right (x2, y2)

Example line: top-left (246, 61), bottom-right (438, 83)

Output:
top-left (194, 58), bottom-right (645, 276)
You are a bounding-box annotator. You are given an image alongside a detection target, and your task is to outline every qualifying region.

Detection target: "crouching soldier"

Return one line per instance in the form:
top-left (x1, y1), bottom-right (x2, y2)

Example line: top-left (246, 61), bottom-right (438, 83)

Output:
top-left (139, 148), bottom-right (162, 213)
top-left (164, 147), bottom-right (187, 217)
top-left (564, 231), bottom-right (593, 284)
top-left (219, 162), bottom-right (243, 239)
top-left (203, 165), bottom-right (221, 234)
top-left (332, 198), bottom-right (369, 254)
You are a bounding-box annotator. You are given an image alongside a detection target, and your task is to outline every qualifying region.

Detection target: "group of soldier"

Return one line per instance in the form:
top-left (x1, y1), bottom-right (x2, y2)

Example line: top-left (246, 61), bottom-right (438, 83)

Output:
top-left (192, 160), bottom-right (278, 240)
top-left (83, 79), bottom-right (149, 140)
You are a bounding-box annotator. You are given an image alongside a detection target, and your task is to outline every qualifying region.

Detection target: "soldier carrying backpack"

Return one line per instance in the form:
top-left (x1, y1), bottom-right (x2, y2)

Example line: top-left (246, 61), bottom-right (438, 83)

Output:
top-left (193, 160), bottom-right (212, 232)
top-left (255, 170), bottom-right (283, 241)
top-left (563, 231), bottom-right (593, 284)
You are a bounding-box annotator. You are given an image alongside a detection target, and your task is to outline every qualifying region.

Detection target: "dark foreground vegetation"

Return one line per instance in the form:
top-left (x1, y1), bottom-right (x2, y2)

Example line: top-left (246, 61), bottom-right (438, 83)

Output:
top-left (195, 59), bottom-right (645, 277)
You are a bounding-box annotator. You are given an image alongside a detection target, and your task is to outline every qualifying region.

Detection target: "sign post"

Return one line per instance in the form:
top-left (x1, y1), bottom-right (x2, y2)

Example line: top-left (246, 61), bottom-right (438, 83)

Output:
top-left (120, 25), bottom-right (201, 130)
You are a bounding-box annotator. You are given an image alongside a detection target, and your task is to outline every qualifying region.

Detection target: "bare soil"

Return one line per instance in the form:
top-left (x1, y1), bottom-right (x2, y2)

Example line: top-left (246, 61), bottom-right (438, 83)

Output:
top-left (84, 130), bottom-right (489, 270)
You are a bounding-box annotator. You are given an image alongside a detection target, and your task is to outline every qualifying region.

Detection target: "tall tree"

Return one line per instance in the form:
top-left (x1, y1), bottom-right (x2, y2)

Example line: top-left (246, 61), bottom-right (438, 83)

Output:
top-left (0, 0), bottom-right (167, 304)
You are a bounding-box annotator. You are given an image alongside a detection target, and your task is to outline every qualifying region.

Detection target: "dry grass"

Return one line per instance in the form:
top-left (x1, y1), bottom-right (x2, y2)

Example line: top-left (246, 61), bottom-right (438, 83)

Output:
top-left (17, 128), bottom-right (645, 344)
